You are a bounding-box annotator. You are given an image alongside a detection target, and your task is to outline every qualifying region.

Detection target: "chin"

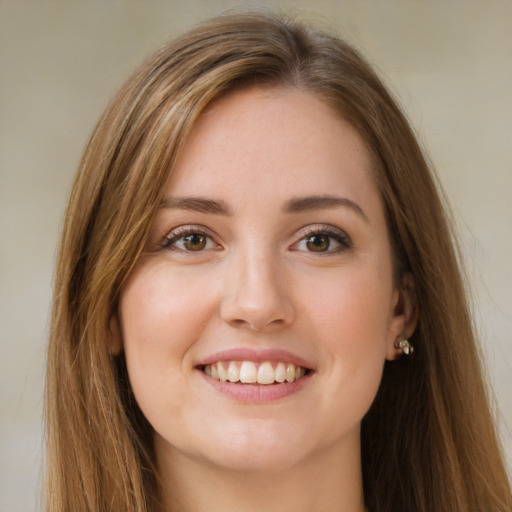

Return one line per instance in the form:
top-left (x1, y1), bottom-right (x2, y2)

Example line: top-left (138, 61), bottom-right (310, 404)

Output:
top-left (199, 420), bottom-right (319, 472)
top-left (209, 445), bottom-right (305, 473)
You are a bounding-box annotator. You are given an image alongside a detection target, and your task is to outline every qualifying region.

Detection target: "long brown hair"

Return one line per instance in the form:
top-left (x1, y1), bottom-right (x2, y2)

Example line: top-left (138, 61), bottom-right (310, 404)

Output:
top-left (45, 11), bottom-right (511, 512)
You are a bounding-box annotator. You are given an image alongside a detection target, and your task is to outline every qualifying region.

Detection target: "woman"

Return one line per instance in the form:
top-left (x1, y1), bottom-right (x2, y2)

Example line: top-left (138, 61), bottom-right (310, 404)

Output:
top-left (45, 11), bottom-right (512, 512)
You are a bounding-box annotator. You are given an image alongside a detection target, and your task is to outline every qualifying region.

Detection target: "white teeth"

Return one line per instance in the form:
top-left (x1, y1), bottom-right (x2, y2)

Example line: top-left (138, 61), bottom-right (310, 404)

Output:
top-left (257, 362), bottom-right (275, 385)
top-left (203, 361), bottom-right (308, 385)
top-left (239, 361), bottom-right (257, 383)
top-left (275, 362), bottom-right (286, 383)
top-left (227, 361), bottom-right (239, 382)
top-left (285, 363), bottom-right (295, 383)
top-left (218, 362), bottom-right (228, 382)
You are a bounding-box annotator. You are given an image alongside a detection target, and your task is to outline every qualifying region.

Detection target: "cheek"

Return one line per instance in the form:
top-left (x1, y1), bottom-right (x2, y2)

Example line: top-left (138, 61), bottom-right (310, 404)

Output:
top-left (296, 263), bottom-right (393, 417)
top-left (301, 261), bottom-right (393, 348)
top-left (118, 263), bottom-right (218, 414)
top-left (120, 263), bottom-right (215, 354)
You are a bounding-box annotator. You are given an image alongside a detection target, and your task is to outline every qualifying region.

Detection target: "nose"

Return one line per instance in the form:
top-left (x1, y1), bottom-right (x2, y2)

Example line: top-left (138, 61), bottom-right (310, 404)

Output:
top-left (220, 248), bottom-right (295, 332)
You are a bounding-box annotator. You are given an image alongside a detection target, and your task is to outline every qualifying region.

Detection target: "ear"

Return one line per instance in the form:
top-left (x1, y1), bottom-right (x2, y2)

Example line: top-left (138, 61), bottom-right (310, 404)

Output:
top-left (108, 315), bottom-right (123, 356)
top-left (386, 272), bottom-right (419, 361)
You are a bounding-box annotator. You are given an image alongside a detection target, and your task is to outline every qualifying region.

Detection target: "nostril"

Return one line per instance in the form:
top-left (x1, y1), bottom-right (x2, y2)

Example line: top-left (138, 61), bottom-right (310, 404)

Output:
top-left (227, 318), bottom-right (251, 329)
top-left (218, 262), bottom-right (295, 325)
top-left (227, 317), bottom-right (288, 331)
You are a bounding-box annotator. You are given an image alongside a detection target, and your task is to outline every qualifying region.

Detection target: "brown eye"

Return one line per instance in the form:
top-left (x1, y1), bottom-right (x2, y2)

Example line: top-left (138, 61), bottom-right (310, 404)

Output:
top-left (291, 227), bottom-right (349, 254)
top-left (305, 234), bottom-right (331, 252)
top-left (183, 233), bottom-right (207, 251)
top-left (163, 228), bottom-right (218, 252)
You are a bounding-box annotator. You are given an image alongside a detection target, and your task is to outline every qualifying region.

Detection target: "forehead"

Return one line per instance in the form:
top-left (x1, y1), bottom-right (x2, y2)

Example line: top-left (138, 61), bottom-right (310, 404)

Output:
top-left (167, 87), bottom-right (379, 211)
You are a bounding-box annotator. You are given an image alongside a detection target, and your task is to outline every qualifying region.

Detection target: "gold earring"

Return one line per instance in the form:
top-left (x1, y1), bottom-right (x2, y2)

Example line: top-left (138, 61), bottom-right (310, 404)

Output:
top-left (394, 337), bottom-right (414, 355)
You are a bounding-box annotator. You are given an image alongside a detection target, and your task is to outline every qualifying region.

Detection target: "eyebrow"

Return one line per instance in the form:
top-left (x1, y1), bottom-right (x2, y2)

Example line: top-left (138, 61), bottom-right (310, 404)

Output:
top-left (284, 195), bottom-right (369, 222)
top-left (159, 194), bottom-right (368, 222)
top-left (159, 197), bottom-right (233, 215)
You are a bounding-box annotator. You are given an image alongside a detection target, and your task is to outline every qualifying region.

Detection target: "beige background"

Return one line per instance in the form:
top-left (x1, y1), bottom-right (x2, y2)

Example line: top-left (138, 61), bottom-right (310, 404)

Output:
top-left (1, 1), bottom-right (511, 510)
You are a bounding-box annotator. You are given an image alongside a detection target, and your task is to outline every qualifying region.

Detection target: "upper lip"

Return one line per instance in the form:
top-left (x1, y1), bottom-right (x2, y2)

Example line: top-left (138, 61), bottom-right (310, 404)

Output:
top-left (196, 348), bottom-right (316, 370)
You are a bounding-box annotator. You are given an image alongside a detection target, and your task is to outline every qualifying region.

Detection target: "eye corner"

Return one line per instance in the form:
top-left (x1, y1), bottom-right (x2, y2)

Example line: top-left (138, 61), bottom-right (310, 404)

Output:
top-left (160, 224), bottom-right (222, 254)
top-left (290, 224), bottom-right (352, 255)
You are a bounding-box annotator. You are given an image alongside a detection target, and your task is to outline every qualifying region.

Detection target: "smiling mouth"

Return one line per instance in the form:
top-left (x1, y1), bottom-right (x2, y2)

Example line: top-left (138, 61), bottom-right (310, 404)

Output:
top-left (201, 361), bottom-right (310, 385)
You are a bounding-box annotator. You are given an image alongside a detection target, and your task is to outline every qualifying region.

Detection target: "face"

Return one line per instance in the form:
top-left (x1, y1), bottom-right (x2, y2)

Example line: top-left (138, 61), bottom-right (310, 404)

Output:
top-left (116, 87), bottom-right (412, 473)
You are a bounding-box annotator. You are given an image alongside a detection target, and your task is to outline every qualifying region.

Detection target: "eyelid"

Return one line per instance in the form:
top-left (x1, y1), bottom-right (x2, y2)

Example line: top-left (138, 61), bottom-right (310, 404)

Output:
top-left (157, 222), bottom-right (350, 254)
top-left (290, 224), bottom-right (352, 253)
top-left (161, 224), bottom-right (222, 251)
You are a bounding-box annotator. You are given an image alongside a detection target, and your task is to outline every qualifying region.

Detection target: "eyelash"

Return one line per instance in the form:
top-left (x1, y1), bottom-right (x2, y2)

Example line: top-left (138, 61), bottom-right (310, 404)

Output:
top-left (161, 224), bottom-right (351, 254)
top-left (292, 225), bottom-right (352, 254)
top-left (161, 225), bottom-right (218, 252)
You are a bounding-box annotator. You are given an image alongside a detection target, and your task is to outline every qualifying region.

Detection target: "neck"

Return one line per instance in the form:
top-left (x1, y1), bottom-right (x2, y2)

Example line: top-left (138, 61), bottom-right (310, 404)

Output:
top-left (156, 433), bottom-right (366, 512)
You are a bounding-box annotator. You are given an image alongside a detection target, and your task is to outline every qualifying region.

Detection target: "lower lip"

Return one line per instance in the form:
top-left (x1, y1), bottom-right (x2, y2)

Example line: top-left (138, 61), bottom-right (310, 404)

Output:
top-left (199, 371), bottom-right (313, 402)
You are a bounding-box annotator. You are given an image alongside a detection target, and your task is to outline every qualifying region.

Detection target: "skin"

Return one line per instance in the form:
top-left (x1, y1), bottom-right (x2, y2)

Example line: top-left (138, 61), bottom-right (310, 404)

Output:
top-left (113, 87), bottom-right (417, 512)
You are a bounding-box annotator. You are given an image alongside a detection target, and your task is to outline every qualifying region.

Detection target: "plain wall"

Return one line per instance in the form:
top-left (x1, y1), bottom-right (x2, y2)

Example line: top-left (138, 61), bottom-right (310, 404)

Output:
top-left (1, 1), bottom-right (510, 510)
